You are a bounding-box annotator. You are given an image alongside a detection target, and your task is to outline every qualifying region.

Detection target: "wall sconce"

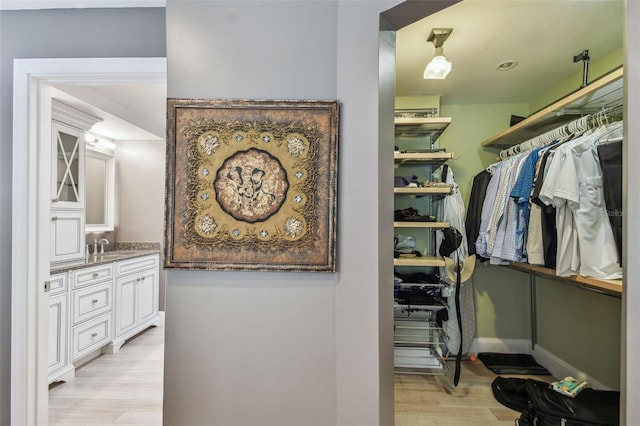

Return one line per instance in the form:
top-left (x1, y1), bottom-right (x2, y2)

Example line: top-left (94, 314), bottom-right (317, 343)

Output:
top-left (424, 28), bottom-right (453, 80)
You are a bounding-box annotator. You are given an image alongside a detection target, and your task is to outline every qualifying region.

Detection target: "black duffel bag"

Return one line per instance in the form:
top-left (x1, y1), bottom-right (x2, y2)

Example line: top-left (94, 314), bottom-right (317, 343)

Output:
top-left (492, 377), bottom-right (620, 426)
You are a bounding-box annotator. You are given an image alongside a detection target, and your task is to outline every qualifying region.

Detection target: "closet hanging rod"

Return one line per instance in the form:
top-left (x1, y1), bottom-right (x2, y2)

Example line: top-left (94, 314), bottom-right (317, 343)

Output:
top-left (499, 105), bottom-right (623, 159)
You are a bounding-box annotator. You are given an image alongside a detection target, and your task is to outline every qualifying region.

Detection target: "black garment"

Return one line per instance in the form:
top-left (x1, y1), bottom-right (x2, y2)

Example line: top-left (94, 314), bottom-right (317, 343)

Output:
top-left (465, 169), bottom-right (492, 259)
top-left (597, 140), bottom-right (623, 266)
top-left (530, 149), bottom-right (557, 269)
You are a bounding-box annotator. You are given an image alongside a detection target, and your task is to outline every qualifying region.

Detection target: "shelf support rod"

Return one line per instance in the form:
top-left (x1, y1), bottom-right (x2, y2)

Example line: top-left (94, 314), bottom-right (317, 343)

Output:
top-left (573, 49), bottom-right (590, 89)
top-left (530, 273), bottom-right (537, 350)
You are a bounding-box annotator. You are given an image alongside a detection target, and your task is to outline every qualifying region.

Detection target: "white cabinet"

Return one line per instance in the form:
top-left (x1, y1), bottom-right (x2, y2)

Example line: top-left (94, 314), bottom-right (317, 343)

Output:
top-left (50, 99), bottom-right (102, 265)
top-left (48, 273), bottom-right (74, 384)
top-left (71, 314), bottom-right (113, 361)
top-left (51, 210), bottom-right (85, 263)
top-left (49, 252), bottom-right (159, 381)
top-left (111, 254), bottom-right (160, 352)
top-left (69, 263), bottom-right (114, 363)
top-left (51, 121), bottom-right (85, 210)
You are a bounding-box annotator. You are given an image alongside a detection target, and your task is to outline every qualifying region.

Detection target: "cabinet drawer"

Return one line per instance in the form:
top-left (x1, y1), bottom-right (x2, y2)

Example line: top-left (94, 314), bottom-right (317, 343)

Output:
top-left (49, 272), bottom-right (68, 296)
top-left (116, 254), bottom-right (158, 276)
top-left (71, 264), bottom-right (113, 289)
top-left (72, 281), bottom-right (112, 325)
top-left (72, 313), bottom-right (112, 361)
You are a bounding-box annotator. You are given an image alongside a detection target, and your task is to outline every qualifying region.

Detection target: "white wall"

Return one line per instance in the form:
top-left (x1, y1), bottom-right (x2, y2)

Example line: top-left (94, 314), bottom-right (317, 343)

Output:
top-left (114, 139), bottom-right (165, 241)
top-left (162, 1), bottom-right (459, 425)
top-left (114, 139), bottom-right (167, 309)
top-left (163, 2), bottom-right (342, 425)
top-left (622, 0), bottom-right (640, 422)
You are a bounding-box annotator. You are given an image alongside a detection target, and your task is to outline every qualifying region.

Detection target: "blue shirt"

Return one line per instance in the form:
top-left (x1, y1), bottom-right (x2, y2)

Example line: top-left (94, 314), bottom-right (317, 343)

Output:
top-left (510, 147), bottom-right (543, 261)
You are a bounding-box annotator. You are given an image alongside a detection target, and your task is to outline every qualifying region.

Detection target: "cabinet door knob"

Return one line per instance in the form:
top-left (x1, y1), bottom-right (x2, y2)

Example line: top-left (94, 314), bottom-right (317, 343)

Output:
top-left (51, 216), bottom-right (58, 221)
top-left (91, 299), bottom-right (98, 304)
top-left (93, 273), bottom-right (99, 278)
top-left (91, 332), bottom-right (98, 338)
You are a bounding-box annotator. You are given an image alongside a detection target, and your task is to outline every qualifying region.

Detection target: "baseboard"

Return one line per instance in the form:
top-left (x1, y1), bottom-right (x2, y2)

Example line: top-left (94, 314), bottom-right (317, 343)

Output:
top-left (469, 339), bottom-right (613, 391)
top-left (469, 338), bottom-right (532, 356)
top-left (533, 345), bottom-right (612, 390)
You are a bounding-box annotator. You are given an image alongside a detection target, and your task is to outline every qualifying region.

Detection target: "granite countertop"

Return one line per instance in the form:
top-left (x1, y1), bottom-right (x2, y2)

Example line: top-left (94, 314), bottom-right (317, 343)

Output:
top-left (50, 242), bottom-right (161, 275)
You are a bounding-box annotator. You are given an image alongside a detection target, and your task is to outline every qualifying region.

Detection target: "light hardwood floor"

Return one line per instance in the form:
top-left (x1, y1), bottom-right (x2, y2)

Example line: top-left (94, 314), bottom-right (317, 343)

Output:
top-left (49, 325), bottom-right (164, 426)
top-left (50, 325), bottom-right (549, 426)
top-left (395, 361), bottom-right (553, 426)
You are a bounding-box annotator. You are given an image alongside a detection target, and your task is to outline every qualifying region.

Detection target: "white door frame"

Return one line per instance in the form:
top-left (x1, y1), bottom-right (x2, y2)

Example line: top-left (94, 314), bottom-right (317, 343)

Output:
top-left (11, 57), bottom-right (166, 426)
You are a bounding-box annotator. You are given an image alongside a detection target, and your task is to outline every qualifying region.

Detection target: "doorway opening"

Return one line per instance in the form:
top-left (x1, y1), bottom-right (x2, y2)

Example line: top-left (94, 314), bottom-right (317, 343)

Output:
top-left (11, 57), bottom-right (166, 426)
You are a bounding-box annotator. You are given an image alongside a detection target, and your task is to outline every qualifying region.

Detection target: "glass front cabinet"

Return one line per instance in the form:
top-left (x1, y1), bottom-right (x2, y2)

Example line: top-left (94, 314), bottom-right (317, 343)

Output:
top-left (50, 99), bottom-right (102, 264)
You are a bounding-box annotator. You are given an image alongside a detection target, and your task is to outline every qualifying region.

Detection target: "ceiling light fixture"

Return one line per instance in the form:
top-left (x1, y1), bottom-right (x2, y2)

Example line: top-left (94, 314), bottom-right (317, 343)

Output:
top-left (424, 28), bottom-right (453, 80)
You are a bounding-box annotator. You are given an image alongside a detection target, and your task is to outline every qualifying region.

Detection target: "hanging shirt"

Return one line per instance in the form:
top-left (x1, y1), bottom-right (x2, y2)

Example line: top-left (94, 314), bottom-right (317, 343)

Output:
top-left (510, 147), bottom-right (543, 261)
top-left (563, 123), bottom-right (623, 279)
top-left (491, 152), bottom-right (529, 263)
top-left (539, 140), bottom-right (581, 276)
top-left (597, 139), bottom-right (623, 265)
top-left (526, 148), bottom-right (552, 265)
top-left (486, 155), bottom-right (520, 257)
top-left (475, 162), bottom-right (503, 258)
top-left (436, 165), bottom-right (469, 261)
top-left (530, 148), bottom-right (558, 269)
top-left (465, 169), bottom-right (492, 259)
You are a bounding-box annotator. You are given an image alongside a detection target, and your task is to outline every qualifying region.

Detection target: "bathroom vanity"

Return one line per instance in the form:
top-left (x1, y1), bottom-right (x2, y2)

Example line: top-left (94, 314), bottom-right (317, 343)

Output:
top-left (48, 247), bottom-right (160, 384)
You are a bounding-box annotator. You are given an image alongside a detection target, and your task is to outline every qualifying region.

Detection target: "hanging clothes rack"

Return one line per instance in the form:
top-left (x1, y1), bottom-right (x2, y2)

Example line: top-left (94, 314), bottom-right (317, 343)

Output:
top-left (498, 103), bottom-right (623, 159)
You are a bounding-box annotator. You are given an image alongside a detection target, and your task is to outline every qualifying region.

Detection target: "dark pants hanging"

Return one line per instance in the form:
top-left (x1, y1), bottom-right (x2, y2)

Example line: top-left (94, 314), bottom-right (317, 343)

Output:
top-left (597, 140), bottom-right (623, 266)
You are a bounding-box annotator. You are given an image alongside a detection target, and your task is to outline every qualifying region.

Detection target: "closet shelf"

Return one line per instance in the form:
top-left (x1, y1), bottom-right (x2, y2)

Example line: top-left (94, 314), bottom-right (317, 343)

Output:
top-left (394, 152), bottom-right (454, 165)
top-left (394, 186), bottom-right (452, 195)
top-left (394, 256), bottom-right (445, 267)
top-left (394, 310), bottom-right (447, 320)
top-left (508, 263), bottom-right (622, 297)
top-left (394, 117), bottom-right (451, 139)
top-left (480, 67), bottom-right (623, 149)
top-left (394, 221), bottom-right (449, 228)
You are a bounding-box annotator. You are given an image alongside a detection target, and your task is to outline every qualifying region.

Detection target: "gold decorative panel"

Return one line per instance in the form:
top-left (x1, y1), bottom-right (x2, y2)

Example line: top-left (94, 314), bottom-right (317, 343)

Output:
top-left (165, 99), bottom-right (339, 272)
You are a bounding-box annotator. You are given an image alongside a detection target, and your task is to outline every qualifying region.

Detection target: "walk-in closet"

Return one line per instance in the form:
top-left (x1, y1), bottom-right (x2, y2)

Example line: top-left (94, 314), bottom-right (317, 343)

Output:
top-left (392, 0), bottom-right (625, 423)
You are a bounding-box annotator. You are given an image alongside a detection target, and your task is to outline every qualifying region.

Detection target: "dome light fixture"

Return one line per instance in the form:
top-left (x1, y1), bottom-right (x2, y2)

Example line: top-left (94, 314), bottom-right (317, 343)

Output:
top-left (424, 28), bottom-right (453, 80)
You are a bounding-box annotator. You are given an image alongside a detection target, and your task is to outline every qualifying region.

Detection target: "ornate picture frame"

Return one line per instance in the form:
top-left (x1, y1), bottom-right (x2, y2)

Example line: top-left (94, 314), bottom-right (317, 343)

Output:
top-left (165, 99), bottom-right (339, 272)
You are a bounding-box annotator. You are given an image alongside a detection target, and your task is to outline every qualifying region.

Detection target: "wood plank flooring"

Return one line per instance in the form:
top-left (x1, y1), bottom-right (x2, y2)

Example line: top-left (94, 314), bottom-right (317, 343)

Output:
top-left (49, 325), bottom-right (164, 426)
top-left (49, 324), bottom-right (551, 425)
top-left (395, 361), bottom-right (554, 426)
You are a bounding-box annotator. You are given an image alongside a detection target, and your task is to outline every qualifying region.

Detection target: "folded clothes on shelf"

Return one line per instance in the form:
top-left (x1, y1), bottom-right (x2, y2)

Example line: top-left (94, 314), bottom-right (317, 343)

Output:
top-left (394, 234), bottom-right (416, 253)
top-left (394, 175), bottom-right (420, 187)
top-left (394, 207), bottom-right (436, 222)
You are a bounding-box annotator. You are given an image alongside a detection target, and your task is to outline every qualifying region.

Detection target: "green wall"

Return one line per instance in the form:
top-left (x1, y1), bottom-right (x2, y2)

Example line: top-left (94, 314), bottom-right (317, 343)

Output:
top-left (536, 277), bottom-right (621, 389)
top-left (529, 48), bottom-right (624, 113)
top-left (473, 264), bottom-right (532, 339)
top-left (439, 102), bottom-right (528, 202)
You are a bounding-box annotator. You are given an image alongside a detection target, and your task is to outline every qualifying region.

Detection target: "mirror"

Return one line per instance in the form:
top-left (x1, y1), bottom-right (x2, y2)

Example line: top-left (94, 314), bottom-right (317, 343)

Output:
top-left (85, 147), bottom-right (114, 231)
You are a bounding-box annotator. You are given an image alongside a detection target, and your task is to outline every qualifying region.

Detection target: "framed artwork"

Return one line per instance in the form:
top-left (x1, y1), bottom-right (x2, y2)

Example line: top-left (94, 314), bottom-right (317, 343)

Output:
top-left (165, 99), bottom-right (339, 272)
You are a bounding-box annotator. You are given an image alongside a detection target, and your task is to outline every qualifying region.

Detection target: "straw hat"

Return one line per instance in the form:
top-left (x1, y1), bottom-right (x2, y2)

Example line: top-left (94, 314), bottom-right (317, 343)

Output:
top-left (444, 254), bottom-right (476, 283)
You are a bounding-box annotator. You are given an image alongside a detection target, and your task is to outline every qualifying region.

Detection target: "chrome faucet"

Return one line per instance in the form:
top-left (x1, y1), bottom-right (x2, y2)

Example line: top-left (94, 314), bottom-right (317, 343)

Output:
top-left (93, 239), bottom-right (98, 255)
top-left (98, 238), bottom-right (110, 254)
